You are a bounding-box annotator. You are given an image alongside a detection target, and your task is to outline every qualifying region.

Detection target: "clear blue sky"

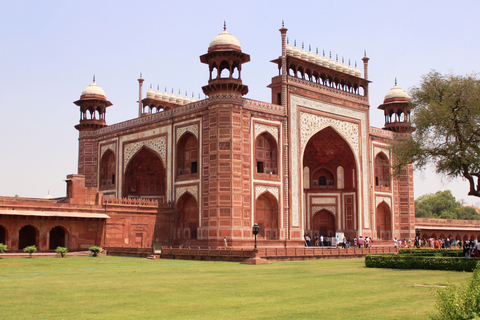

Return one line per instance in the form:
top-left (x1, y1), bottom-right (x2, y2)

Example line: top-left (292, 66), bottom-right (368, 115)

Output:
top-left (1, 1), bottom-right (479, 205)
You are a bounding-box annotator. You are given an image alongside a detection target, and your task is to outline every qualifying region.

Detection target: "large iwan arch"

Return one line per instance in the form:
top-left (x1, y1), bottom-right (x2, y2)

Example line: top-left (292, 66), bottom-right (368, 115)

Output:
top-left (123, 147), bottom-right (165, 199)
top-left (303, 126), bottom-right (357, 238)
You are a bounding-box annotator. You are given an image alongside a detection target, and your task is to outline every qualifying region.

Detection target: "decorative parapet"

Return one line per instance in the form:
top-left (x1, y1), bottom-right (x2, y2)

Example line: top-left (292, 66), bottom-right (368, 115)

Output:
top-left (103, 197), bottom-right (173, 208)
top-left (369, 127), bottom-right (394, 139)
top-left (288, 76), bottom-right (369, 103)
top-left (79, 100), bottom-right (208, 138)
top-left (244, 99), bottom-right (285, 116)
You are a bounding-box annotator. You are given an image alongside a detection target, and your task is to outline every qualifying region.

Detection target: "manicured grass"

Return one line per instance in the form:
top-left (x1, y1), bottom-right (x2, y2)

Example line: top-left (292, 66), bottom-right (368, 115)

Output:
top-left (0, 256), bottom-right (470, 319)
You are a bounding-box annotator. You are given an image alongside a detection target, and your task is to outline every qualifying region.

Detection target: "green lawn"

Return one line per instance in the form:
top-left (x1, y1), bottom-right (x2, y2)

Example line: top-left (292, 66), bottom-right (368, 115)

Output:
top-left (0, 256), bottom-right (471, 319)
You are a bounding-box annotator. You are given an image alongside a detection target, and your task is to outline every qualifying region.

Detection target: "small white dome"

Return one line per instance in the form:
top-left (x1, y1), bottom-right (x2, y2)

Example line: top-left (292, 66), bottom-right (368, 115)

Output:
top-left (286, 43), bottom-right (293, 55)
top-left (348, 65), bottom-right (355, 76)
top-left (209, 29), bottom-right (241, 49)
top-left (322, 55), bottom-right (329, 67)
top-left (293, 44), bottom-right (301, 57)
top-left (162, 90), bottom-right (169, 100)
top-left (176, 93), bottom-right (183, 104)
top-left (385, 85), bottom-right (410, 100)
top-left (354, 67), bottom-right (361, 77)
top-left (169, 92), bottom-right (176, 101)
top-left (146, 87), bottom-right (155, 98)
top-left (335, 60), bottom-right (342, 71)
top-left (315, 52), bottom-right (322, 65)
top-left (183, 95), bottom-right (190, 104)
top-left (342, 62), bottom-right (349, 73)
top-left (300, 46), bottom-right (308, 59)
top-left (308, 49), bottom-right (315, 62)
top-left (328, 57), bottom-right (335, 69)
top-left (155, 89), bottom-right (162, 99)
top-left (81, 82), bottom-right (106, 97)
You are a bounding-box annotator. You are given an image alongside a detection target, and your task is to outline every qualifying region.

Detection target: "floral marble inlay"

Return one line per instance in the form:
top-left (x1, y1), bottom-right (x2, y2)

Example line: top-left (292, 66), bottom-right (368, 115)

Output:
top-left (254, 123), bottom-right (279, 143)
top-left (255, 185), bottom-right (279, 202)
top-left (176, 124), bottom-right (199, 143)
top-left (123, 136), bottom-right (166, 171)
top-left (100, 143), bottom-right (116, 159)
top-left (176, 185), bottom-right (198, 203)
top-left (312, 206), bottom-right (337, 215)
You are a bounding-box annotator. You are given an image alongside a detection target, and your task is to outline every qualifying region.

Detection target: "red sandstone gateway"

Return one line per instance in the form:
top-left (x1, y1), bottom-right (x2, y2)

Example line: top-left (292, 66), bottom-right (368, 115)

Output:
top-left (1, 24), bottom-right (478, 254)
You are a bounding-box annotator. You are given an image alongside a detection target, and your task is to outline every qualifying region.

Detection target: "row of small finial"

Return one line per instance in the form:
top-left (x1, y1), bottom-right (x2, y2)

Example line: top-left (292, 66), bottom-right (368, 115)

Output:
top-left (285, 38), bottom-right (362, 77)
top-left (146, 84), bottom-right (201, 104)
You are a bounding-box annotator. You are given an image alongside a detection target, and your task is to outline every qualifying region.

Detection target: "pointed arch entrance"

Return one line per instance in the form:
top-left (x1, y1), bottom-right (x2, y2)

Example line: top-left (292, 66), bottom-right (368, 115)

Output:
top-left (49, 226), bottom-right (67, 249)
top-left (176, 193), bottom-right (199, 240)
top-left (255, 192), bottom-right (279, 240)
top-left (18, 225), bottom-right (38, 250)
top-left (0, 225), bottom-right (6, 245)
top-left (124, 147), bottom-right (165, 199)
top-left (312, 210), bottom-right (335, 238)
top-left (303, 126), bottom-right (357, 237)
top-left (376, 202), bottom-right (392, 240)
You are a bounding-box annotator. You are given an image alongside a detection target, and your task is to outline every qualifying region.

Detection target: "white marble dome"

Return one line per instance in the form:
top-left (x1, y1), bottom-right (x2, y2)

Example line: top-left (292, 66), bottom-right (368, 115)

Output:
top-left (385, 85), bottom-right (410, 100)
top-left (81, 81), bottom-right (106, 97)
top-left (209, 29), bottom-right (241, 49)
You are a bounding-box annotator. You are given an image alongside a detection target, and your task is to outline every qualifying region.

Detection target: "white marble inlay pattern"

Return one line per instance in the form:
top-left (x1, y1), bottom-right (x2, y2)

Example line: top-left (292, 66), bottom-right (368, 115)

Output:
top-left (312, 197), bottom-right (336, 205)
top-left (123, 136), bottom-right (166, 171)
top-left (176, 124), bottom-right (199, 143)
top-left (254, 123), bottom-right (279, 143)
top-left (100, 143), bottom-right (116, 159)
top-left (255, 185), bottom-right (279, 202)
top-left (176, 185), bottom-right (198, 203)
top-left (290, 94), bottom-right (370, 229)
top-left (374, 146), bottom-right (390, 160)
top-left (312, 206), bottom-right (337, 215)
top-left (376, 196), bottom-right (391, 209)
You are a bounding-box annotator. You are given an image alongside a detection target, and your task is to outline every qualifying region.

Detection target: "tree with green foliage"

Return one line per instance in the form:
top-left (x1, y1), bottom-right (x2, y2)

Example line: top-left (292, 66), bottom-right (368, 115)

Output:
top-left (55, 246), bottom-right (68, 257)
top-left (0, 243), bottom-right (8, 253)
top-left (393, 71), bottom-right (480, 198)
top-left (23, 245), bottom-right (37, 258)
top-left (430, 262), bottom-right (480, 319)
top-left (415, 190), bottom-right (480, 220)
top-left (88, 246), bottom-right (102, 257)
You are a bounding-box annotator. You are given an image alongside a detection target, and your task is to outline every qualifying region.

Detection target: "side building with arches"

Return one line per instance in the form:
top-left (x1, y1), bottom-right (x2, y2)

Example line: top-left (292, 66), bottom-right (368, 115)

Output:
top-left (3, 25), bottom-right (451, 252)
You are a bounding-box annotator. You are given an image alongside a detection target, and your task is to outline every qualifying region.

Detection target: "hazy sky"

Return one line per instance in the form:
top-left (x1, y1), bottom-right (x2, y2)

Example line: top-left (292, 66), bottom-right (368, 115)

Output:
top-left (1, 1), bottom-right (479, 205)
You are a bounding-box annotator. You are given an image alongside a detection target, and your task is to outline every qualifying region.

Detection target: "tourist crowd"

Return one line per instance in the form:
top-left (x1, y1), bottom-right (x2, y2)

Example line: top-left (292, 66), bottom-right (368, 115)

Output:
top-left (393, 236), bottom-right (480, 257)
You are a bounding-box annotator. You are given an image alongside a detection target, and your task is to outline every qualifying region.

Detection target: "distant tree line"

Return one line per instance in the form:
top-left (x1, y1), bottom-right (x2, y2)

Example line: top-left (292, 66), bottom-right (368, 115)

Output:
top-left (415, 190), bottom-right (480, 220)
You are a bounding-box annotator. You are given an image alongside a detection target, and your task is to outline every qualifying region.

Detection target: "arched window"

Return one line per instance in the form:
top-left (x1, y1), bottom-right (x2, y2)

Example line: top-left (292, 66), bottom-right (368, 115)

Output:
top-left (255, 132), bottom-right (278, 175)
top-left (99, 150), bottom-right (116, 190)
top-left (375, 152), bottom-right (390, 188)
top-left (177, 132), bottom-right (199, 178)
